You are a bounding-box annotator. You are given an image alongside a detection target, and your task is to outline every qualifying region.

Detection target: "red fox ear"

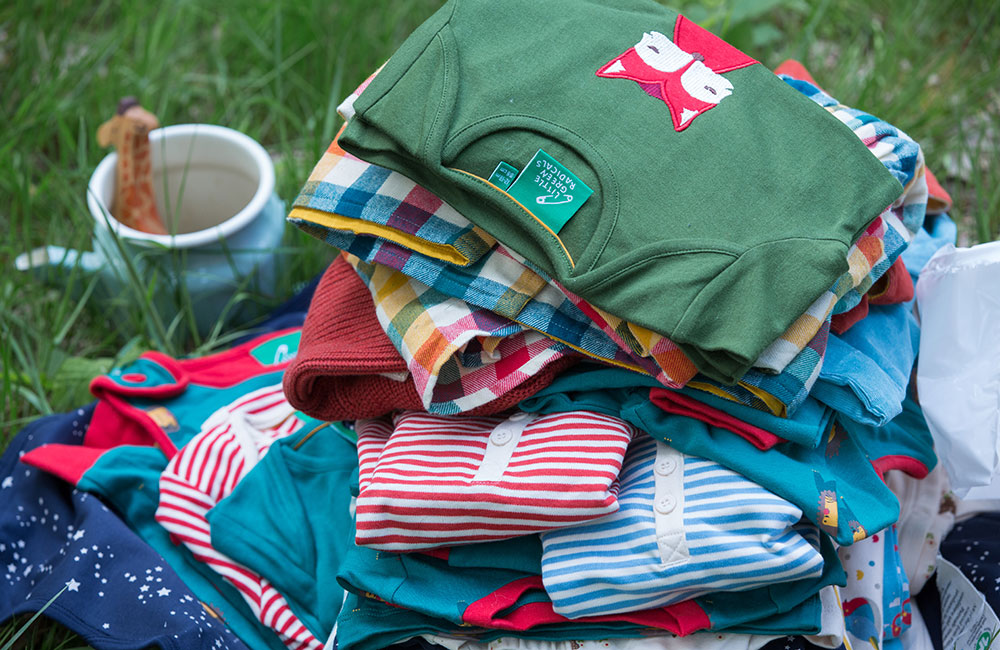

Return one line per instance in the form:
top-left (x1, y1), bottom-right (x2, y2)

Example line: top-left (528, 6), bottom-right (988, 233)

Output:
top-left (672, 15), bottom-right (757, 73)
top-left (596, 55), bottom-right (628, 78)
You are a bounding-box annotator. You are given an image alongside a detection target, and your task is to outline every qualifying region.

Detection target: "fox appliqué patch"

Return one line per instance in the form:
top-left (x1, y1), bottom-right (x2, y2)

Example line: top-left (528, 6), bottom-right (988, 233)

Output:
top-left (596, 16), bottom-right (758, 131)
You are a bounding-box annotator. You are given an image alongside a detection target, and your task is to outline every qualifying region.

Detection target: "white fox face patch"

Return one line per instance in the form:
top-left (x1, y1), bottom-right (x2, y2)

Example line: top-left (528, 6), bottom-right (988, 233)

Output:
top-left (597, 17), bottom-right (757, 131)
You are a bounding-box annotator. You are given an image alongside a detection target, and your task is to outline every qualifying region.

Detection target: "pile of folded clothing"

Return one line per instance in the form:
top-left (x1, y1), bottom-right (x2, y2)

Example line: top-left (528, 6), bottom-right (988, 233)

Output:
top-left (2, 2), bottom-right (988, 650)
top-left (273, 1), bottom-right (958, 648)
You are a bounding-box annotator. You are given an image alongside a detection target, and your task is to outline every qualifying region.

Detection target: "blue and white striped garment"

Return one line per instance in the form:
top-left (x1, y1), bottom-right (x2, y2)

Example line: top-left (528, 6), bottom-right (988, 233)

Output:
top-left (540, 433), bottom-right (826, 618)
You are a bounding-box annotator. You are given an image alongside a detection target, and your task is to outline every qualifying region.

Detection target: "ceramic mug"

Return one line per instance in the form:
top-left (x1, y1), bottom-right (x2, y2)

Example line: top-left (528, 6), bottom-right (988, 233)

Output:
top-left (17, 124), bottom-right (286, 336)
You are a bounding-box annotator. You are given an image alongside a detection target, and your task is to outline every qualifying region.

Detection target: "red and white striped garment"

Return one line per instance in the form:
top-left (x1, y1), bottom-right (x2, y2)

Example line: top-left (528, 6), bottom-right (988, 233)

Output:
top-left (154, 384), bottom-right (323, 650)
top-left (355, 410), bottom-right (635, 551)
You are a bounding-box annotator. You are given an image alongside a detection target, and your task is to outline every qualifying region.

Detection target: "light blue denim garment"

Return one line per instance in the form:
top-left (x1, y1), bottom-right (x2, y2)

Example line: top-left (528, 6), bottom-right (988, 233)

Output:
top-left (812, 303), bottom-right (919, 427)
top-left (901, 212), bottom-right (957, 284)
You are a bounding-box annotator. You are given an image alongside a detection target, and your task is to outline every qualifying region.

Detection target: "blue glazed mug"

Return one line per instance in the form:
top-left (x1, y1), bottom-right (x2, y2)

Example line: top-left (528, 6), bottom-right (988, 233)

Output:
top-left (18, 124), bottom-right (287, 336)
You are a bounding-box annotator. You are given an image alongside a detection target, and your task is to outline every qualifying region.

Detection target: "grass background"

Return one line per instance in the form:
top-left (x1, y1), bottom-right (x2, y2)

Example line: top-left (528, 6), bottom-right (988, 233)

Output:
top-left (1, 0), bottom-right (998, 645)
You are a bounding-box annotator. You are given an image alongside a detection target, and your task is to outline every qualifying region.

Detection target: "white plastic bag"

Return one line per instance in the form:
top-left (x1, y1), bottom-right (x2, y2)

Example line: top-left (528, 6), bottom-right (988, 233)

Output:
top-left (916, 241), bottom-right (1000, 497)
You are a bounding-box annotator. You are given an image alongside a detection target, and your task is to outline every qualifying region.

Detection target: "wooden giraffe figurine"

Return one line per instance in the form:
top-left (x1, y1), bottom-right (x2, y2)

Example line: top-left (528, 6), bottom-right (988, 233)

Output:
top-left (96, 97), bottom-right (168, 234)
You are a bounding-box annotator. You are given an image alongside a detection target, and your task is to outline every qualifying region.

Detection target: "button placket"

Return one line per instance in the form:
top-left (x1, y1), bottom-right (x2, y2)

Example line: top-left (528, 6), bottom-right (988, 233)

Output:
top-left (471, 412), bottom-right (534, 483)
top-left (652, 439), bottom-right (689, 566)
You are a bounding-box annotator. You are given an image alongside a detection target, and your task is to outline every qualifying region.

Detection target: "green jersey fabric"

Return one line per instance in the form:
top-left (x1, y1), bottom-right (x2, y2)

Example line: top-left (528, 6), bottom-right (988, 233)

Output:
top-left (339, 0), bottom-right (903, 384)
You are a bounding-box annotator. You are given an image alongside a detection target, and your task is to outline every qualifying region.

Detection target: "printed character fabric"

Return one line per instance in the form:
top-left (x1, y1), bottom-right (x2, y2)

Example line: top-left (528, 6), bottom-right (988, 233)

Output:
top-left (837, 525), bottom-right (912, 650)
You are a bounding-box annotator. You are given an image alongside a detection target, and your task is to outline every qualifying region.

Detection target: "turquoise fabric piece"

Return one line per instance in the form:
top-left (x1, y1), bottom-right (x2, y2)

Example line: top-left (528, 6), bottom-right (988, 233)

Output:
top-left (336, 536), bottom-right (839, 641)
top-left (207, 423), bottom-right (358, 642)
top-left (901, 212), bottom-right (957, 284)
top-left (681, 386), bottom-right (833, 448)
top-left (77, 445), bottom-right (287, 650)
top-left (335, 590), bottom-right (646, 650)
top-left (446, 536), bottom-right (544, 574)
top-left (838, 393), bottom-right (937, 479)
top-left (521, 363), bottom-right (833, 447)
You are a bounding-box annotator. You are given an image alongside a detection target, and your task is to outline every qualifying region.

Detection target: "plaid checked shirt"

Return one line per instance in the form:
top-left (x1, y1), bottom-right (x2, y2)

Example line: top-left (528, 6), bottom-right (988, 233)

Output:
top-left (345, 254), bottom-right (578, 414)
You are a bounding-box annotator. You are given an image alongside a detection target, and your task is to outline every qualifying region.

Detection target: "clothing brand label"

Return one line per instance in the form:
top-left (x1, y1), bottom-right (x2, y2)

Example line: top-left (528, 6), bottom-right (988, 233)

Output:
top-left (488, 161), bottom-right (519, 190)
top-left (506, 149), bottom-right (593, 233)
top-left (249, 330), bottom-right (302, 366)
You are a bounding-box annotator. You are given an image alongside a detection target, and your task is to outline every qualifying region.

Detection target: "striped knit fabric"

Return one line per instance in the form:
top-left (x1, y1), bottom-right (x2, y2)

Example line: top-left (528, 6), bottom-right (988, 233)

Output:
top-left (354, 410), bottom-right (635, 551)
top-left (155, 385), bottom-right (323, 650)
top-left (540, 433), bottom-right (825, 619)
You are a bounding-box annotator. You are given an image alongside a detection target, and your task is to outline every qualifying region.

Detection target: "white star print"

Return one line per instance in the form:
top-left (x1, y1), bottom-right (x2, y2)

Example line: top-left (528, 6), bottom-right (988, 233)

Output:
top-left (72, 529), bottom-right (85, 541)
top-left (7, 564), bottom-right (16, 573)
top-left (65, 578), bottom-right (80, 592)
top-left (140, 584), bottom-right (150, 592)
top-left (103, 623), bottom-right (110, 629)
top-left (157, 588), bottom-right (171, 597)
top-left (129, 576), bottom-right (137, 582)
top-left (1, 476), bottom-right (12, 489)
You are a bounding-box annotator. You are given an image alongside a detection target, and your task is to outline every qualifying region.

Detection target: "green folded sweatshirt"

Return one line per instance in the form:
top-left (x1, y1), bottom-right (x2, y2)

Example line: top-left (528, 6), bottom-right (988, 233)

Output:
top-left (339, 0), bottom-right (903, 384)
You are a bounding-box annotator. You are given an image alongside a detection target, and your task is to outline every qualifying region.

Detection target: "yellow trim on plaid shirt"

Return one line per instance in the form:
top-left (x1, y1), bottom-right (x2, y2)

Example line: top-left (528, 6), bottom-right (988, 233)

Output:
top-left (291, 206), bottom-right (475, 266)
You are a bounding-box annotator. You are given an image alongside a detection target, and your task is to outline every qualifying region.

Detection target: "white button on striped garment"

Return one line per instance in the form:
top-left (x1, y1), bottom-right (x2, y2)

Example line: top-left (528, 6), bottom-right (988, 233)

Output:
top-left (354, 410), bottom-right (636, 551)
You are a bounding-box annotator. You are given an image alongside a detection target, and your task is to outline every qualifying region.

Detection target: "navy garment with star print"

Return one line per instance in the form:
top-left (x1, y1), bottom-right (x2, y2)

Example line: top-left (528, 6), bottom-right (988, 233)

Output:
top-left (0, 404), bottom-right (251, 650)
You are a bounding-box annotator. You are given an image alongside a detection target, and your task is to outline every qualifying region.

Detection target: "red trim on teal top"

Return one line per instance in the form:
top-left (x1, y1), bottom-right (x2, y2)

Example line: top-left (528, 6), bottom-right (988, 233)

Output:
top-left (24, 327), bottom-right (304, 484)
top-left (168, 327), bottom-right (301, 388)
top-left (871, 456), bottom-right (929, 481)
top-left (419, 548), bottom-right (450, 561)
top-left (89, 352), bottom-right (188, 400)
top-left (88, 392), bottom-right (179, 457)
top-left (462, 575), bottom-right (711, 634)
top-left (650, 389), bottom-right (783, 450)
